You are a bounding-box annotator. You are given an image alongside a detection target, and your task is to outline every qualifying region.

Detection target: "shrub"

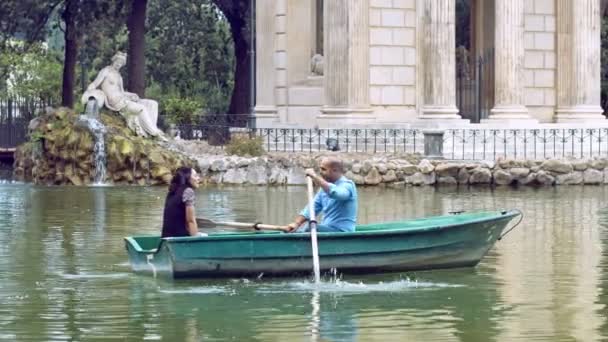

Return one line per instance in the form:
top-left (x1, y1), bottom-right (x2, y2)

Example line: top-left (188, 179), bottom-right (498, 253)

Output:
top-left (160, 97), bottom-right (203, 125)
top-left (225, 135), bottom-right (265, 157)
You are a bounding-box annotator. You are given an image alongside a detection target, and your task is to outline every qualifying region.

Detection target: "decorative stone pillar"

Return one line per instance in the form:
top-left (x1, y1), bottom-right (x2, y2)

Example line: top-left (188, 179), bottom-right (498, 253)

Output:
top-left (555, 0), bottom-right (604, 122)
top-left (488, 0), bottom-right (531, 120)
top-left (419, 0), bottom-right (460, 120)
top-left (254, 0), bottom-right (277, 117)
top-left (320, 0), bottom-right (371, 117)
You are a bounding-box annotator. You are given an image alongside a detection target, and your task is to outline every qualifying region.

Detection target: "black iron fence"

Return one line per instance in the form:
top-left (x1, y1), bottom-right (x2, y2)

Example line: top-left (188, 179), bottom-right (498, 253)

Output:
top-left (4, 107), bottom-right (608, 161)
top-left (253, 128), bottom-right (423, 154)
top-left (173, 118), bottom-right (608, 160)
top-left (169, 114), bottom-right (255, 141)
top-left (170, 114), bottom-right (255, 147)
top-left (0, 121), bottom-right (28, 149)
top-left (0, 96), bottom-right (50, 148)
top-left (444, 128), bottom-right (608, 160)
top-left (0, 97), bottom-right (50, 124)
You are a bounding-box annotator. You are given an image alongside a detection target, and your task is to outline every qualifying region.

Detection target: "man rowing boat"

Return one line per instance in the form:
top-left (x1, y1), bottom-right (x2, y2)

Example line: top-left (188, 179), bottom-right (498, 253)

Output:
top-left (284, 157), bottom-right (358, 233)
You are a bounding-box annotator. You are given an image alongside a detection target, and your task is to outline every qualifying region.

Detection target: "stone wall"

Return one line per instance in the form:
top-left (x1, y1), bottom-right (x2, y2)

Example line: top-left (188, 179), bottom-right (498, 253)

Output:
top-left (369, 0), bottom-right (417, 112)
top-left (193, 152), bottom-right (608, 187)
top-left (524, 0), bottom-right (556, 122)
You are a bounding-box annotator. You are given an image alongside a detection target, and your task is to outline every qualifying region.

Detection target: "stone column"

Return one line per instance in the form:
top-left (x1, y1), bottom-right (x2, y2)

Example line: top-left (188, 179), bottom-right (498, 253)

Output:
top-left (488, 0), bottom-right (531, 120)
top-left (254, 0), bottom-right (277, 117)
top-left (321, 0), bottom-right (371, 116)
top-left (419, 0), bottom-right (460, 120)
top-left (555, 0), bottom-right (604, 122)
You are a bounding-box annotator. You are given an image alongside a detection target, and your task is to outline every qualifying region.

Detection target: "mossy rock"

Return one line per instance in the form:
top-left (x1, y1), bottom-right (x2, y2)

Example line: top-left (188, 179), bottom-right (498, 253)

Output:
top-left (13, 107), bottom-right (197, 185)
top-left (148, 150), bottom-right (165, 164)
top-left (119, 138), bottom-right (134, 156)
top-left (151, 166), bottom-right (171, 179)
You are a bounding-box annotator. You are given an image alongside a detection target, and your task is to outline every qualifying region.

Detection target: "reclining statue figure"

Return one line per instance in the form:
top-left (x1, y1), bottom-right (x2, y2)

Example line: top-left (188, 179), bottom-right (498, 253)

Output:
top-left (82, 51), bottom-right (166, 140)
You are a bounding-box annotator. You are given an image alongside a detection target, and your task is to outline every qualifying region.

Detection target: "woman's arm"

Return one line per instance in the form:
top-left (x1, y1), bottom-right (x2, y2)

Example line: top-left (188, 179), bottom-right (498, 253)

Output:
top-left (86, 67), bottom-right (108, 91)
top-left (182, 188), bottom-right (199, 236)
top-left (185, 205), bottom-right (199, 236)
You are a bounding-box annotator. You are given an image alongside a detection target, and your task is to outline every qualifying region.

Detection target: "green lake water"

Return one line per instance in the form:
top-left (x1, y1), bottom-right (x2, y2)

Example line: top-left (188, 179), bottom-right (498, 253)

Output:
top-left (0, 184), bottom-right (607, 341)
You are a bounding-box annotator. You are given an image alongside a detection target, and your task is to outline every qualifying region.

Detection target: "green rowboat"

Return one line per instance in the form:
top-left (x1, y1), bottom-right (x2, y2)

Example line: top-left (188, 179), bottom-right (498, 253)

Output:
top-left (124, 210), bottom-right (521, 278)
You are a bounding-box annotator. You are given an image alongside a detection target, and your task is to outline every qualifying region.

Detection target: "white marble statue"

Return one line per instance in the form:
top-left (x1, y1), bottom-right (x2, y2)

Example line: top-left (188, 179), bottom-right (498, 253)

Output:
top-left (82, 51), bottom-right (166, 140)
top-left (311, 54), bottom-right (324, 76)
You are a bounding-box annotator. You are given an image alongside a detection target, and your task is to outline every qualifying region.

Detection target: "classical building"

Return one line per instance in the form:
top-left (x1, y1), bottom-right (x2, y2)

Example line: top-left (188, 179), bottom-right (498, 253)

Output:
top-left (253, 0), bottom-right (605, 128)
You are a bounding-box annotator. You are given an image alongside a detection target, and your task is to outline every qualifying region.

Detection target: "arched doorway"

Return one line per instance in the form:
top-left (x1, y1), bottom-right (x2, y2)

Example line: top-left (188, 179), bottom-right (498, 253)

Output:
top-left (455, 0), bottom-right (495, 123)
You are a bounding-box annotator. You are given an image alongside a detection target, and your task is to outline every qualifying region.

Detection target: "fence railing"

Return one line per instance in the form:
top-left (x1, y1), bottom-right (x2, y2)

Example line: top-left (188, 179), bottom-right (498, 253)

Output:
top-left (5, 109), bottom-right (608, 161)
top-left (172, 117), bottom-right (608, 160)
top-left (0, 97), bottom-right (50, 124)
top-left (0, 96), bottom-right (51, 148)
top-left (443, 128), bottom-right (608, 160)
top-left (0, 121), bottom-right (28, 149)
top-left (253, 128), bottom-right (424, 154)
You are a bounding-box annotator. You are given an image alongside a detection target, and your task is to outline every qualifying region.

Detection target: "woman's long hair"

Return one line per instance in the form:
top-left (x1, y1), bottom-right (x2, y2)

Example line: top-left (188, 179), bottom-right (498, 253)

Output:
top-left (168, 167), bottom-right (193, 195)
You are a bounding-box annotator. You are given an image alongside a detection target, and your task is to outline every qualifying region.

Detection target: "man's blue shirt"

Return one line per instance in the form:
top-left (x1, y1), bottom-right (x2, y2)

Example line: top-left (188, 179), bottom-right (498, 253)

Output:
top-left (299, 176), bottom-right (358, 232)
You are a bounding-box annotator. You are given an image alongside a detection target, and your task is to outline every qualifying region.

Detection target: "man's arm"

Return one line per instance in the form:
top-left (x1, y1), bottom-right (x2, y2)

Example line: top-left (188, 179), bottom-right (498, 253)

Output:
top-left (306, 170), bottom-right (351, 201)
top-left (285, 190), bottom-right (323, 232)
top-left (286, 215), bottom-right (307, 232)
top-left (306, 170), bottom-right (331, 193)
top-left (325, 182), bottom-right (352, 201)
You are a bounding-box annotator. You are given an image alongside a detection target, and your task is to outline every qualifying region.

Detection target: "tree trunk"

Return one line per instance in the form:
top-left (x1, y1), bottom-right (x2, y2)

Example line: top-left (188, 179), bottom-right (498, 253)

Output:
top-left (61, 0), bottom-right (78, 108)
top-left (211, 0), bottom-right (253, 116)
top-left (228, 26), bottom-right (252, 116)
top-left (127, 0), bottom-right (147, 97)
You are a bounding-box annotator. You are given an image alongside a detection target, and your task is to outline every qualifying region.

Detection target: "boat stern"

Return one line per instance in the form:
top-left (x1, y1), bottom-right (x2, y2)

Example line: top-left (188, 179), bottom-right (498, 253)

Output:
top-left (124, 236), bottom-right (173, 277)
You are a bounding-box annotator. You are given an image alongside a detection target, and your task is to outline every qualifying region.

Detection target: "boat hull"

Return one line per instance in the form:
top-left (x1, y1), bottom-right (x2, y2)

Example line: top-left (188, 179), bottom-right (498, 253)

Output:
top-left (125, 210), bottom-right (519, 278)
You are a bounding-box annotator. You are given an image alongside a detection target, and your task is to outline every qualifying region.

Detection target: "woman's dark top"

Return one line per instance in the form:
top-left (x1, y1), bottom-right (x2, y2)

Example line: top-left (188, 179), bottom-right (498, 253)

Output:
top-left (161, 187), bottom-right (196, 238)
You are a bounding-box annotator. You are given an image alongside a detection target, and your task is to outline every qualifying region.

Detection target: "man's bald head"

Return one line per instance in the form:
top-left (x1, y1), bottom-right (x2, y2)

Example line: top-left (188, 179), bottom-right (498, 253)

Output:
top-left (321, 157), bottom-right (343, 172)
top-left (319, 157), bottom-right (344, 182)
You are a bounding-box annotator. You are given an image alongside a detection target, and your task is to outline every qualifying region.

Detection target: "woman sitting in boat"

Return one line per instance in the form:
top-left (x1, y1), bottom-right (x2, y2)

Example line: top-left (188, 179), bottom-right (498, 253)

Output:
top-left (161, 167), bottom-right (206, 238)
top-left (284, 157), bottom-right (358, 233)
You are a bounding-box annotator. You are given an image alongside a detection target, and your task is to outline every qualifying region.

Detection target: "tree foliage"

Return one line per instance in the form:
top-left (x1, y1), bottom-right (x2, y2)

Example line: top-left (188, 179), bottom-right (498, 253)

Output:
top-left (146, 0), bottom-right (234, 114)
top-left (0, 46), bottom-right (62, 103)
top-left (0, 0), bottom-right (129, 108)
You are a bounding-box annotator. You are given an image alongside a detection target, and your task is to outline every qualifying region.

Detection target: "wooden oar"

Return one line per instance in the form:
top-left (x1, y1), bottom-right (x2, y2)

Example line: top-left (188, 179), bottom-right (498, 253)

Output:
top-left (196, 217), bottom-right (289, 232)
top-left (307, 176), bottom-right (321, 283)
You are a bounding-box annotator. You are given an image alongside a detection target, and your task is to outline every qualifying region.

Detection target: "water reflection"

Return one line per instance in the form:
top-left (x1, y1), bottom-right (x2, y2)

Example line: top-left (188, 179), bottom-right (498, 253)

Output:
top-left (0, 184), bottom-right (607, 340)
top-left (310, 291), bottom-right (320, 342)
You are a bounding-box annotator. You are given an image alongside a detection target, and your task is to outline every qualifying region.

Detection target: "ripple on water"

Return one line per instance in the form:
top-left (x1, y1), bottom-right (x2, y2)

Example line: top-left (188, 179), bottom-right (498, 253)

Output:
top-left (256, 278), bottom-right (465, 295)
top-left (58, 272), bottom-right (132, 280)
top-left (157, 286), bottom-right (229, 295)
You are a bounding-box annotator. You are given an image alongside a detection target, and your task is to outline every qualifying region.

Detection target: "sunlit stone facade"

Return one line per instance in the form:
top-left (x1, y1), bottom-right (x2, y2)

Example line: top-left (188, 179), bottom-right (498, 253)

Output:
top-left (253, 0), bottom-right (605, 128)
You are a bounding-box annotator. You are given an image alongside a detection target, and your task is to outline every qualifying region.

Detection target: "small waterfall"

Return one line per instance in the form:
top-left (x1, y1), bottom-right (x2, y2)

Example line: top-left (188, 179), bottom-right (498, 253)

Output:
top-left (76, 114), bottom-right (107, 185)
top-left (85, 97), bottom-right (100, 119)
